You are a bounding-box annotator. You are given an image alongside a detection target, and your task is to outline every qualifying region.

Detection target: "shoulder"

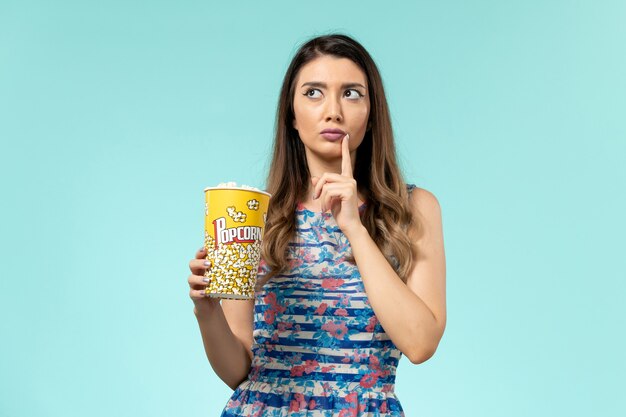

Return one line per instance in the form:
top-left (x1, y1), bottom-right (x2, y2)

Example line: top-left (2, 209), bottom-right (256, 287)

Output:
top-left (406, 185), bottom-right (443, 239)
top-left (406, 184), bottom-right (441, 216)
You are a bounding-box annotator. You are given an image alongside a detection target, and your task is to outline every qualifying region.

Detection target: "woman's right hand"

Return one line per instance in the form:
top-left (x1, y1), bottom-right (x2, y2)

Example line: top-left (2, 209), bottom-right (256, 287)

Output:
top-left (188, 247), bottom-right (220, 316)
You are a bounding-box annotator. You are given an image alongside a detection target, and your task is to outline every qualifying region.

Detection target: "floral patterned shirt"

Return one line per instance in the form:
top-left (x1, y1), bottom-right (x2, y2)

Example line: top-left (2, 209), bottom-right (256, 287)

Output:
top-left (221, 184), bottom-right (417, 416)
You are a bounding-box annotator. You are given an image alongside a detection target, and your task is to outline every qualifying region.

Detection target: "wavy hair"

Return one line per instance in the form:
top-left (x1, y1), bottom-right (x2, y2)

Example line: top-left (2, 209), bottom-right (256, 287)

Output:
top-left (257, 33), bottom-right (420, 288)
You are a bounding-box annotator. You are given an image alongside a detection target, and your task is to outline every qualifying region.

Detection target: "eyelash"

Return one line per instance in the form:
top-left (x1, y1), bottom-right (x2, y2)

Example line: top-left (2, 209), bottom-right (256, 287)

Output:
top-left (303, 88), bottom-right (365, 99)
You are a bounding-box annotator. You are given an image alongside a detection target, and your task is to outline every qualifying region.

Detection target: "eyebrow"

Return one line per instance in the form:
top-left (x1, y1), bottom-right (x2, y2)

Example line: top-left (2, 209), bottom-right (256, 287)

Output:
top-left (300, 81), bottom-right (367, 90)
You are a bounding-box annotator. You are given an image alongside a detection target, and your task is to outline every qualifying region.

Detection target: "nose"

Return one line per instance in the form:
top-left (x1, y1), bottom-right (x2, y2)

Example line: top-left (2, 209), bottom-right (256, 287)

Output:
top-left (324, 95), bottom-right (343, 122)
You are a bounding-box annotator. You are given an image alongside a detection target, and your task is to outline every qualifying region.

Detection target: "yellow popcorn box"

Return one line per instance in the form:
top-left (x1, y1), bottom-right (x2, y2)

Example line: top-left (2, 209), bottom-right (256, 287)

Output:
top-left (203, 184), bottom-right (271, 299)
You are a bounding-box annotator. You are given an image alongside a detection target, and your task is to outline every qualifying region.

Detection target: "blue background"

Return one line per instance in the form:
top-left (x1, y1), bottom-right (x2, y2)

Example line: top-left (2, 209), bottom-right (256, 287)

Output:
top-left (1, 1), bottom-right (624, 416)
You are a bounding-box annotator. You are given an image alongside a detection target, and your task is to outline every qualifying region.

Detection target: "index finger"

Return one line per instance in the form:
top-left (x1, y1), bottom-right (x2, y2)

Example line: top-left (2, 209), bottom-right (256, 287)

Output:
top-left (341, 133), bottom-right (353, 177)
top-left (196, 246), bottom-right (206, 259)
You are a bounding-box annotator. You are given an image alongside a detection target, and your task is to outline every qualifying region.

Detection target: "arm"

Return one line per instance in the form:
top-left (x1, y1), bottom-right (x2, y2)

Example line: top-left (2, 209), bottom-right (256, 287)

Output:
top-left (345, 187), bottom-right (447, 364)
top-left (194, 298), bottom-right (255, 390)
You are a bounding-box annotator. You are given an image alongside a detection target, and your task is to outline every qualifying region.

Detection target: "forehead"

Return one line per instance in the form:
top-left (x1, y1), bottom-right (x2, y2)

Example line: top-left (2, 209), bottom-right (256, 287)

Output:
top-left (295, 55), bottom-right (367, 87)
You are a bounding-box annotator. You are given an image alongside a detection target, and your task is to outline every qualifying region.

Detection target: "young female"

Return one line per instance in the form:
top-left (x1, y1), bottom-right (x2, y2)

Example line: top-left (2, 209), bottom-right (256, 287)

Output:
top-left (187, 33), bottom-right (446, 416)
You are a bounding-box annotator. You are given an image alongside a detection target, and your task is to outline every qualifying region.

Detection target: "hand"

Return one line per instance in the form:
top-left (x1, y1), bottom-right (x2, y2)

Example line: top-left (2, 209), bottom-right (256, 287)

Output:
top-left (311, 133), bottom-right (364, 237)
top-left (188, 247), bottom-right (220, 316)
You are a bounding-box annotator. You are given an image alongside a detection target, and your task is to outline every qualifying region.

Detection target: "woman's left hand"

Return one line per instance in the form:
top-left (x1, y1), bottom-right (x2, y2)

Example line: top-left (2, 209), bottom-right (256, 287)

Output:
top-left (311, 134), bottom-right (364, 238)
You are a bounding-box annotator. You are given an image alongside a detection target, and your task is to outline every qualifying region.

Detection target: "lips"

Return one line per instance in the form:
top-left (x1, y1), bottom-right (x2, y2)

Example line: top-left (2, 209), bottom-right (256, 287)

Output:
top-left (320, 128), bottom-right (346, 141)
top-left (320, 128), bottom-right (346, 135)
top-left (321, 133), bottom-right (344, 141)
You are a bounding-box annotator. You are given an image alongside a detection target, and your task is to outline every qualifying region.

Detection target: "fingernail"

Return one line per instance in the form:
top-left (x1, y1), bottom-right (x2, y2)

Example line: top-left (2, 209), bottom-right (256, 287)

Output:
top-left (199, 247), bottom-right (205, 252)
top-left (203, 278), bottom-right (210, 283)
top-left (203, 261), bottom-right (211, 267)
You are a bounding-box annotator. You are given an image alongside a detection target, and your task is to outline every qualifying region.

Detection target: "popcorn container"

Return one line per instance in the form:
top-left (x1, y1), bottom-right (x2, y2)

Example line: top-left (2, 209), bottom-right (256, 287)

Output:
top-left (203, 184), bottom-right (271, 299)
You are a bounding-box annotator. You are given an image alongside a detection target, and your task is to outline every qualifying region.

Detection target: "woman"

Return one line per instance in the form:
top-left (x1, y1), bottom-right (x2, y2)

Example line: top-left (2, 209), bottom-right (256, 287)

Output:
top-left (188, 33), bottom-right (446, 416)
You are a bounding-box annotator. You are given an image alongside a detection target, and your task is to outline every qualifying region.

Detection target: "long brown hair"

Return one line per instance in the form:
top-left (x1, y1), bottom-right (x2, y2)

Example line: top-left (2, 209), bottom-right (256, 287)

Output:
top-left (257, 33), bottom-right (420, 287)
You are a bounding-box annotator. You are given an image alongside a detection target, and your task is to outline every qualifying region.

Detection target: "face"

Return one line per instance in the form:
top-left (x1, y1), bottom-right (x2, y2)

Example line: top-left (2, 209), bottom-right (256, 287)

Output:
top-left (292, 55), bottom-right (370, 165)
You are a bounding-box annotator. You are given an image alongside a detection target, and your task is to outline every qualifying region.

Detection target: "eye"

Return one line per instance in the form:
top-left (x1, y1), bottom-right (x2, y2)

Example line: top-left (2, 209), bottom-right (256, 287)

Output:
top-left (303, 88), bottom-right (322, 98)
top-left (344, 89), bottom-right (364, 100)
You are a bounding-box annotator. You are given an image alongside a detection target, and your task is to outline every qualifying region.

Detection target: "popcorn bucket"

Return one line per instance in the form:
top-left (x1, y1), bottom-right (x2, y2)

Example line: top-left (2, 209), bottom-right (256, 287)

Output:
top-left (203, 184), bottom-right (271, 299)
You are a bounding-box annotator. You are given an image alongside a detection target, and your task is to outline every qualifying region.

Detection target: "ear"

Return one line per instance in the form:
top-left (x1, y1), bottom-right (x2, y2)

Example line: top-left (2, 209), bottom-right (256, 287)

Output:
top-left (293, 118), bottom-right (298, 131)
top-left (367, 120), bottom-right (372, 131)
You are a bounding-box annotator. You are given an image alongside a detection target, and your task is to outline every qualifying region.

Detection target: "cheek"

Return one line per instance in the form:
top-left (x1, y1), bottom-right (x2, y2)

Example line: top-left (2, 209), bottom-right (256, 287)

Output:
top-left (351, 106), bottom-right (370, 128)
top-left (294, 109), bottom-right (319, 132)
top-left (293, 99), bottom-right (309, 121)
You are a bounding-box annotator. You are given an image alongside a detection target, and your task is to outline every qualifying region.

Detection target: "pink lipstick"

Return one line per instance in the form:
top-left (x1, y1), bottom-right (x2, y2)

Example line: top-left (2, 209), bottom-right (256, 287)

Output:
top-left (320, 128), bottom-right (346, 141)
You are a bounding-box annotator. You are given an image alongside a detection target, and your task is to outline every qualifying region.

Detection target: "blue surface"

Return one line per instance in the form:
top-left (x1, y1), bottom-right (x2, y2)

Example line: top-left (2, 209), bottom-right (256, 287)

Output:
top-left (1, 1), bottom-right (624, 416)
